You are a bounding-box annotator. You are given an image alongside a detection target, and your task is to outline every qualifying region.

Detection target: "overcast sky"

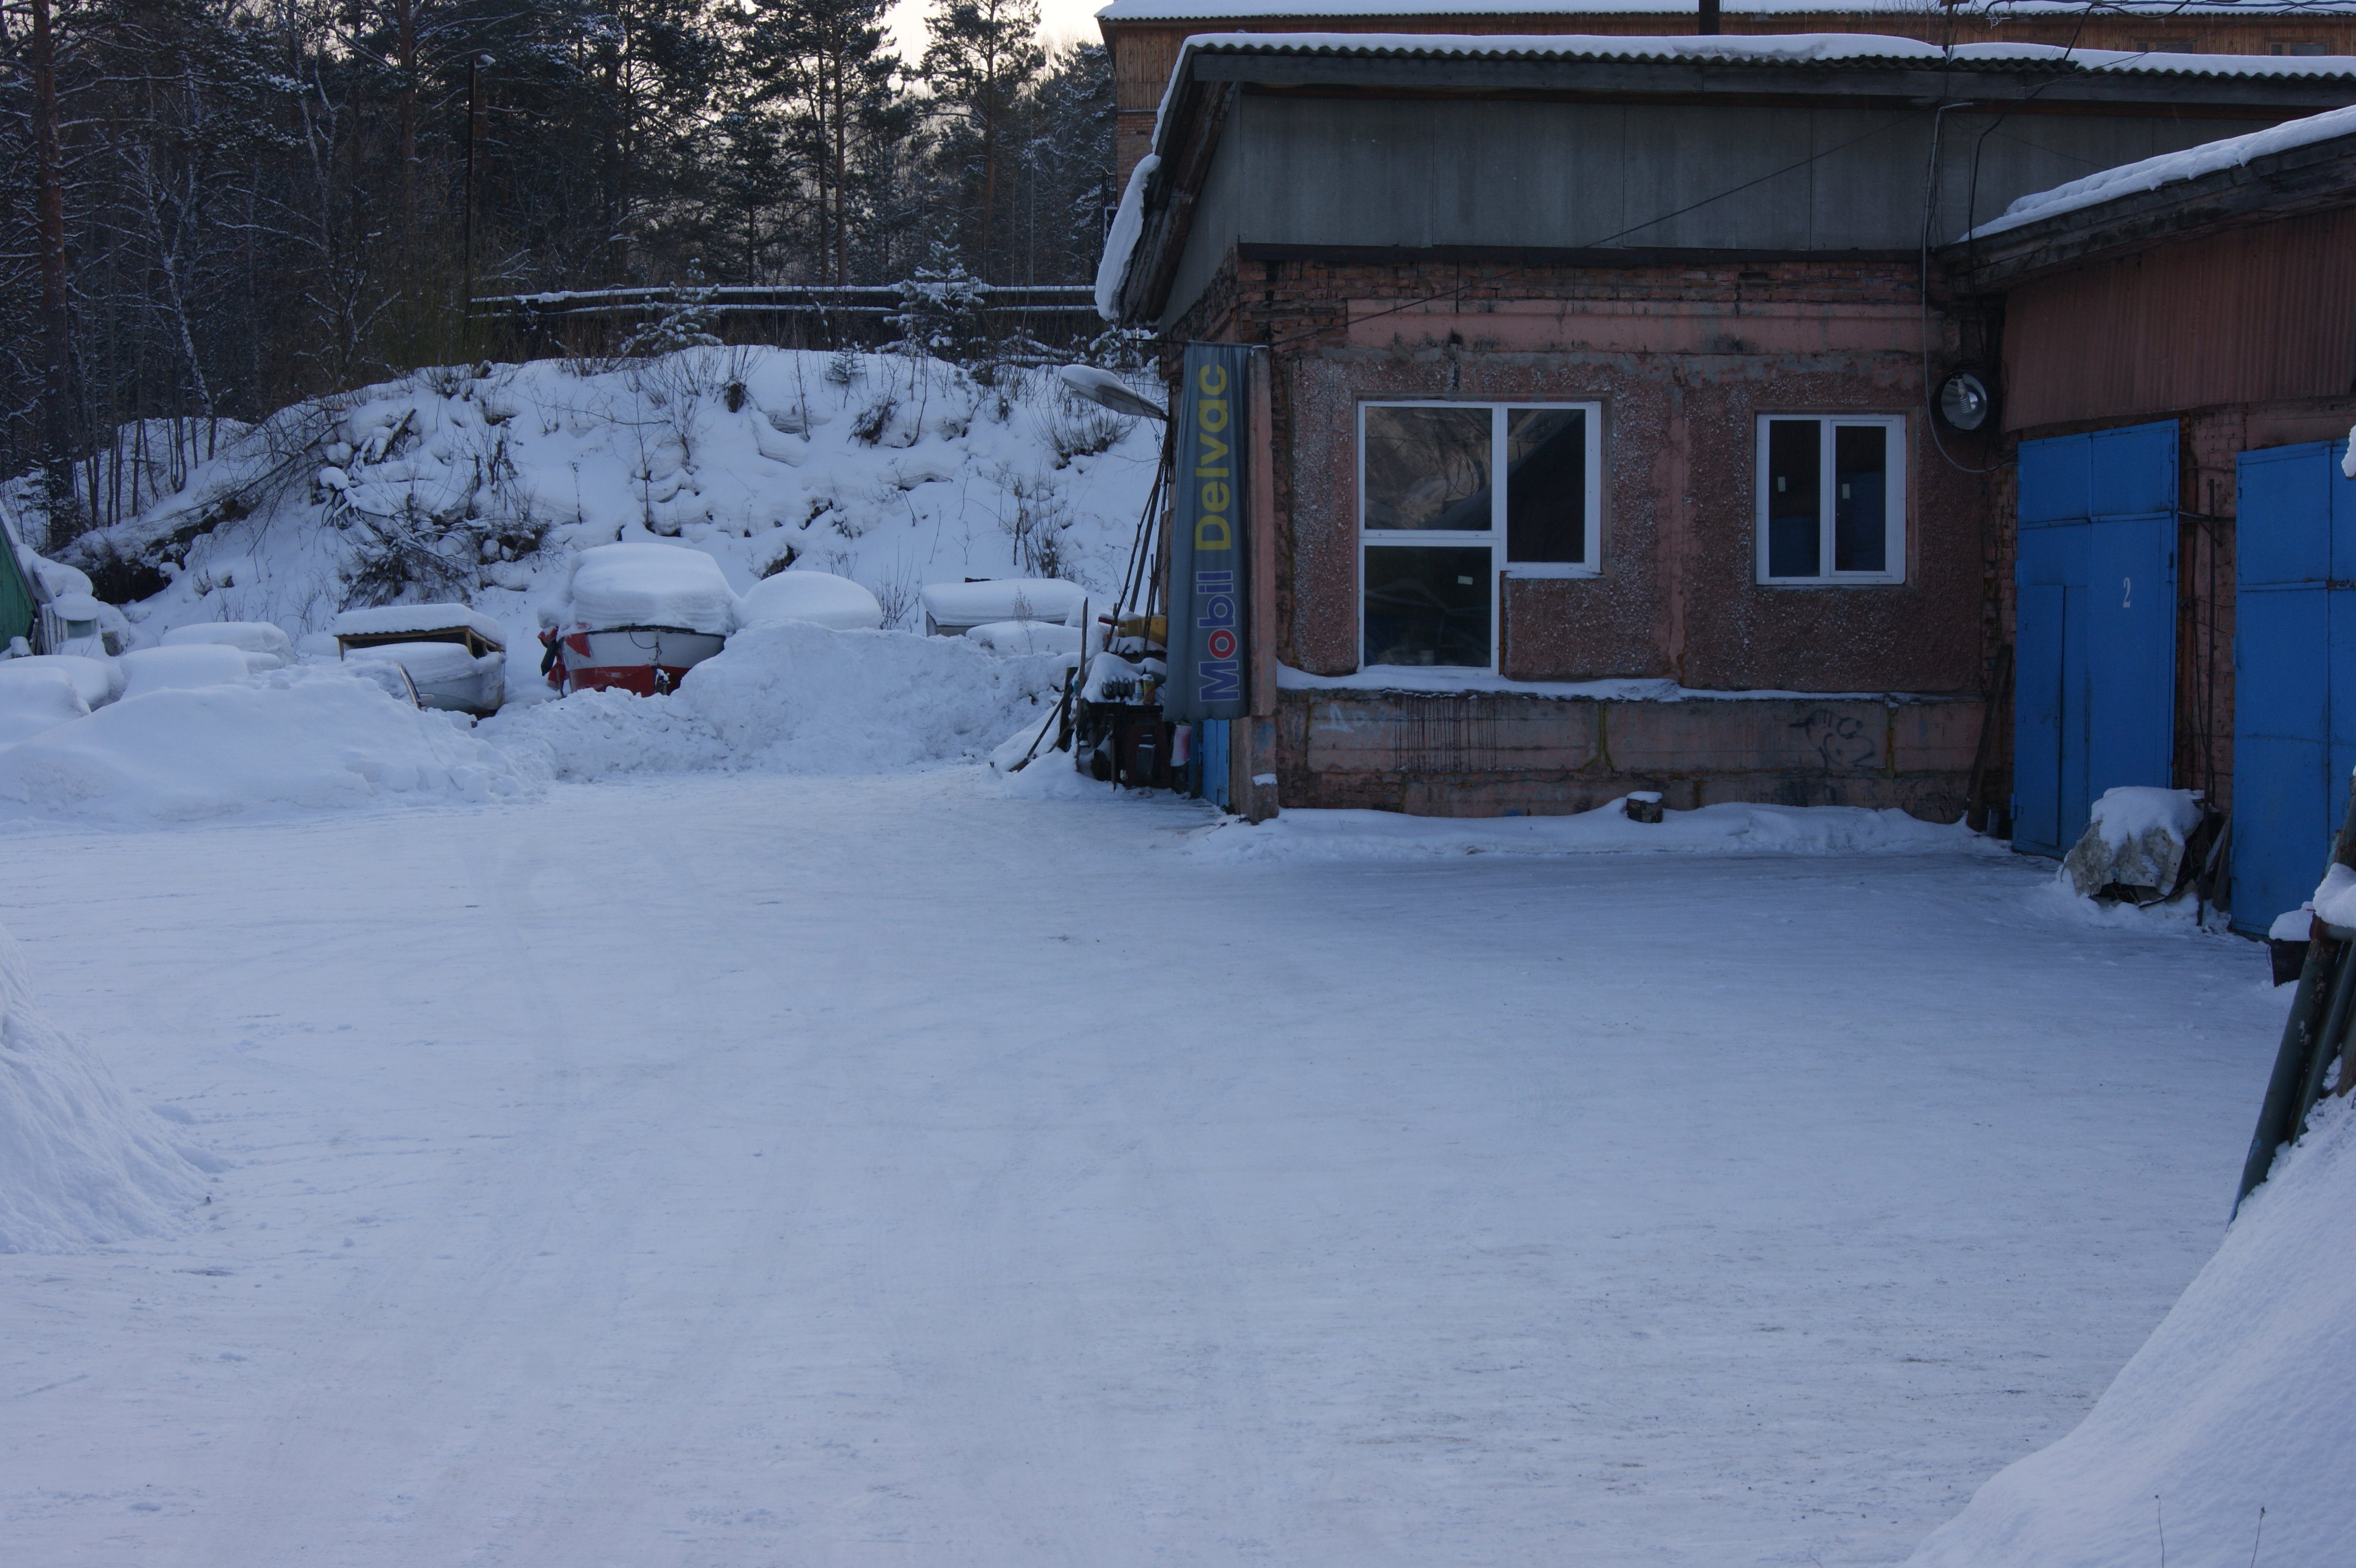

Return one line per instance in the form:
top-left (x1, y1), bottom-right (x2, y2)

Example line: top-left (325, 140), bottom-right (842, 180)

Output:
top-left (882, 0), bottom-right (1108, 61)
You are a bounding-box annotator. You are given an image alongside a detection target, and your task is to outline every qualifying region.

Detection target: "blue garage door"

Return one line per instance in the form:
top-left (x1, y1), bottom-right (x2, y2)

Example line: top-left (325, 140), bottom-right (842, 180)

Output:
top-left (2233, 442), bottom-right (2356, 935)
top-left (2014, 422), bottom-right (2179, 856)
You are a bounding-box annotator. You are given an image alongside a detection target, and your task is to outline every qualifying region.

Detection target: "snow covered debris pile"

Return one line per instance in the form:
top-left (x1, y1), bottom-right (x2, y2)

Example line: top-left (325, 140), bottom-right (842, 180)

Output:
top-left (1904, 1093), bottom-right (2356, 1568)
top-left (737, 570), bottom-right (882, 631)
top-left (1193, 798), bottom-right (1988, 863)
top-left (2062, 786), bottom-right (2205, 903)
top-left (0, 664), bottom-right (545, 823)
top-left (0, 919), bottom-right (203, 1252)
top-left (485, 618), bottom-right (1069, 779)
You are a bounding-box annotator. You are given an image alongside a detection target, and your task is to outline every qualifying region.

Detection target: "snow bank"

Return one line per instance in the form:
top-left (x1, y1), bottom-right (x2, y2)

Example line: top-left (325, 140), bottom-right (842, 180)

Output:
top-left (1, 654), bottom-right (120, 709)
top-left (1191, 797), bottom-right (1988, 863)
top-left (329, 603), bottom-right (505, 646)
top-left (483, 619), bottom-right (1068, 779)
top-left (0, 664), bottom-right (90, 747)
top-left (737, 570), bottom-right (882, 631)
top-left (119, 643), bottom-right (261, 695)
top-left (0, 666), bottom-right (546, 824)
top-left (161, 620), bottom-right (296, 660)
top-left (1904, 1093), bottom-right (2356, 1568)
top-left (562, 542), bottom-right (737, 634)
top-left (967, 619), bottom-right (1084, 655)
top-left (0, 918), bottom-right (204, 1252)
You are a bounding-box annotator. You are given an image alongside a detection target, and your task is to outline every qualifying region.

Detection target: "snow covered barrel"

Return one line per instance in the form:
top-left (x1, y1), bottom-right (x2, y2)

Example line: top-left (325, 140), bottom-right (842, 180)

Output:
top-left (329, 603), bottom-right (508, 717)
top-left (544, 543), bottom-right (735, 697)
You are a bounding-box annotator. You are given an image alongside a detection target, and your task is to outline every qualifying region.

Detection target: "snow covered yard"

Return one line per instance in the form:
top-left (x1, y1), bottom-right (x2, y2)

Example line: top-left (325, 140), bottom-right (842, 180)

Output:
top-left (0, 773), bottom-right (2288, 1567)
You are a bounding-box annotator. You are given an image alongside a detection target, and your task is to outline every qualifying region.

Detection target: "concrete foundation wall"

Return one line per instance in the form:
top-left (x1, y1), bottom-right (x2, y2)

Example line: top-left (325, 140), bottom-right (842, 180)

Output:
top-left (1279, 688), bottom-right (1987, 818)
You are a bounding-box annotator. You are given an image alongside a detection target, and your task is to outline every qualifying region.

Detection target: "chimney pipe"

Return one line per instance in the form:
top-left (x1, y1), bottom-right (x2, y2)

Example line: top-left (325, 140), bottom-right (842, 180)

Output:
top-left (1699, 0), bottom-right (1721, 34)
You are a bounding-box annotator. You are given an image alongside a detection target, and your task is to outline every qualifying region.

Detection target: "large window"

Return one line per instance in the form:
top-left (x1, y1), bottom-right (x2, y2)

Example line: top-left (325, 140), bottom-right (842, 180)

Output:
top-left (1359, 401), bottom-right (1603, 668)
top-left (1756, 415), bottom-right (1906, 585)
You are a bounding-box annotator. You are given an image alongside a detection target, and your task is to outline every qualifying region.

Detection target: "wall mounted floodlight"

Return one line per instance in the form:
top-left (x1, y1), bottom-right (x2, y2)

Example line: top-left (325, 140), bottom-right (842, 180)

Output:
top-left (1935, 369), bottom-right (1995, 434)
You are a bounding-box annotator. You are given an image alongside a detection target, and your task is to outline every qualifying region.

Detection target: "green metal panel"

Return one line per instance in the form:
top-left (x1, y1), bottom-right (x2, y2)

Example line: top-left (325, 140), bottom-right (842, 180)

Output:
top-left (0, 527), bottom-right (37, 646)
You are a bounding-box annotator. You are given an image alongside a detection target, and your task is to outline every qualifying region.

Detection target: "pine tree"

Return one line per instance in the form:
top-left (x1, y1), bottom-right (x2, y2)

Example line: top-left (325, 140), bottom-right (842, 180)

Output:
top-left (919, 0), bottom-right (1042, 282)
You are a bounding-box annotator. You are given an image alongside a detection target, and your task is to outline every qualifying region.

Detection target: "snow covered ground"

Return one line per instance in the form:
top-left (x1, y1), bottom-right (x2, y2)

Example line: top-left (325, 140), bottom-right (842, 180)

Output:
top-left (0, 772), bottom-right (2289, 1567)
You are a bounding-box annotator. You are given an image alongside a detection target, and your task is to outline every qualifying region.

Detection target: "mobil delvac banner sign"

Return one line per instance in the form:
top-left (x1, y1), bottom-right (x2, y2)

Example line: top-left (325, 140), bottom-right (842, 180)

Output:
top-left (1165, 342), bottom-right (1251, 723)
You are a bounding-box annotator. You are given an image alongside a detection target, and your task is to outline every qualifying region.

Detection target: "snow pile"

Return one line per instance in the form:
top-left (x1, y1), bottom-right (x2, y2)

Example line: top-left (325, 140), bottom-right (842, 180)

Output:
top-left (2311, 861), bottom-right (2356, 928)
top-left (484, 618), bottom-right (1070, 779)
top-left (0, 918), bottom-right (204, 1252)
top-left (737, 570), bottom-right (882, 631)
top-left (1970, 102), bottom-right (2356, 239)
top-left (920, 577), bottom-right (1086, 630)
top-left (118, 643), bottom-right (263, 695)
top-left (1904, 1093), bottom-right (2356, 1568)
top-left (967, 619), bottom-right (1084, 655)
top-left (160, 620), bottom-right (296, 660)
top-left (0, 664), bottom-right (91, 748)
top-left (2087, 785), bottom-right (2203, 845)
top-left (1192, 797), bottom-right (1988, 862)
top-left (561, 542), bottom-right (737, 634)
top-left (0, 664), bottom-right (547, 824)
top-left (58, 347), bottom-right (1157, 665)
top-left (2, 654), bottom-right (120, 709)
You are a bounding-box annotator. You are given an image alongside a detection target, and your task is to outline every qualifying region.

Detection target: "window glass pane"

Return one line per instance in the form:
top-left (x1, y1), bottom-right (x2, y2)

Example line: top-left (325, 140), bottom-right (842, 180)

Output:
top-left (1765, 418), bottom-right (1821, 578)
top-left (1364, 546), bottom-right (1491, 667)
top-left (1505, 408), bottom-right (1587, 563)
top-left (1833, 425), bottom-right (1889, 573)
top-left (1362, 405), bottom-right (1494, 531)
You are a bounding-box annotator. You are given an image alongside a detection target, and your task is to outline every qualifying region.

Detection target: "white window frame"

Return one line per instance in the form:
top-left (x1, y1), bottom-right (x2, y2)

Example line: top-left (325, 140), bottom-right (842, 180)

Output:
top-left (1753, 413), bottom-right (1908, 586)
top-left (1356, 399), bottom-right (1604, 671)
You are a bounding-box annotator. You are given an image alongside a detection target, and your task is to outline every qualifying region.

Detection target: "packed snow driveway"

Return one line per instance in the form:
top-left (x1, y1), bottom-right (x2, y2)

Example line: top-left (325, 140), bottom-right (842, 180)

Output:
top-left (0, 775), bottom-right (2286, 1566)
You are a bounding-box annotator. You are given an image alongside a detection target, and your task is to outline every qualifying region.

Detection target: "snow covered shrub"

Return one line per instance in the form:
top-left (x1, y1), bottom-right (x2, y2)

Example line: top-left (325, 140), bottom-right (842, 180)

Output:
top-left (997, 469), bottom-right (1074, 580)
top-left (1046, 396), bottom-right (1131, 466)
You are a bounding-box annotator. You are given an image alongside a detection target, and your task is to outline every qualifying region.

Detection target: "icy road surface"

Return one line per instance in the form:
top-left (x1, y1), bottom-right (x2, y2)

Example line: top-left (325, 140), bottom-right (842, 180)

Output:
top-left (0, 774), bottom-right (2286, 1566)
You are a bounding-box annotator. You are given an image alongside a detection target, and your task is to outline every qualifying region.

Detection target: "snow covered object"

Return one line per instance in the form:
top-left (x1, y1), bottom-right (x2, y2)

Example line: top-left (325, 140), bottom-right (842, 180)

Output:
top-left (542, 543), bottom-right (736, 696)
top-left (2061, 786), bottom-right (2205, 904)
top-left (736, 570), bottom-right (883, 631)
top-left (920, 578), bottom-right (1084, 637)
top-left (329, 603), bottom-right (506, 716)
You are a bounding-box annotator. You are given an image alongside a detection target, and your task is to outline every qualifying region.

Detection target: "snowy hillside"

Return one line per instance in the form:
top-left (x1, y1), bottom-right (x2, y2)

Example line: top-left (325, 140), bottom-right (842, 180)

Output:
top-left (53, 345), bottom-right (1161, 679)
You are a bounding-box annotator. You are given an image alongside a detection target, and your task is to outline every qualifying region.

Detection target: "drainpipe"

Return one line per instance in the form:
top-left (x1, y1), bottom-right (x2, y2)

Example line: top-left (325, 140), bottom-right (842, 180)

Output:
top-left (1699, 0), bottom-right (1721, 34)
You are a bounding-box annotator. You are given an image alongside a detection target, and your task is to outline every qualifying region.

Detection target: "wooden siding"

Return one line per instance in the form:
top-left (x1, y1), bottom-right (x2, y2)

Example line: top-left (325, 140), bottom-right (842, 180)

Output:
top-left (2001, 208), bottom-right (2356, 431)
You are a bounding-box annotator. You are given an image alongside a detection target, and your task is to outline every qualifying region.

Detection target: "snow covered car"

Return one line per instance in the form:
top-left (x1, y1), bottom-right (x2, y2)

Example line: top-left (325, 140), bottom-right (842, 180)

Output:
top-left (541, 542), bottom-right (735, 697)
top-left (328, 604), bottom-right (507, 717)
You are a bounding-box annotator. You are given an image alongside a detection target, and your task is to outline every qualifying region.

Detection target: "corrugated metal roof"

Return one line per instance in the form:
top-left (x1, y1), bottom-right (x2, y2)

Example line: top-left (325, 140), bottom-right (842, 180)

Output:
top-left (1101, 0), bottom-right (2356, 16)
top-left (1164, 31), bottom-right (2356, 79)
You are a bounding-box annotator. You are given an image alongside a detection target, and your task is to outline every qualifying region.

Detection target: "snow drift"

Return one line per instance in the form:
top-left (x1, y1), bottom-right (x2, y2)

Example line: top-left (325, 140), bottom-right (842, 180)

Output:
top-left (0, 918), bottom-right (204, 1252)
top-left (0, 665), bottom-right (547, 823)
top-left (484, 618), bottom-right (1069, 779)
top-left (1905, 1094), bottom-right (2356, 1568)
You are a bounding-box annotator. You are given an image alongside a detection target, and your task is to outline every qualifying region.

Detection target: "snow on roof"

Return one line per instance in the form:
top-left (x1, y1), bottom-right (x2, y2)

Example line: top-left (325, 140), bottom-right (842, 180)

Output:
top-left (564, 543), bottom-right (739, 636)
top-left (1096, 155), bottom-right (1159, 320)
top-left (1965, 101), bottom-right (2356, 239)
top-left (330, 603), bottom-right (507, 646)
top-left (1100, 0), bottom-right (2356, 14)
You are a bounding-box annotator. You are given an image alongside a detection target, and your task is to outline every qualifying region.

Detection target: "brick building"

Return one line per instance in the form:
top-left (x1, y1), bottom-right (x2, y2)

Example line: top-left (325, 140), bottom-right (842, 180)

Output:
top-left (1094, 34), bottom-right (2356, 817)
top-left (1940, 108), bottom-right (2356, 926)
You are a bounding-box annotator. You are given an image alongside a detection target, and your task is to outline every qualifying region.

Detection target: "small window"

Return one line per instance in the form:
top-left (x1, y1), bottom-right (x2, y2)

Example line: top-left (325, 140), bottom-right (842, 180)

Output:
top-left (1756, 415), bottom-right (1905, 585)
top-left (1359, 400), bottom-right (1603, 669)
